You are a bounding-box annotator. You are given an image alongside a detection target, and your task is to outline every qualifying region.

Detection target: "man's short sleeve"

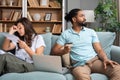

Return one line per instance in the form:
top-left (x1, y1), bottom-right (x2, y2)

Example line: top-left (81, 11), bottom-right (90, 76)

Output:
top-left (92, 30), bottom-right (99, 43)
top-left (56, 33), bottom-right (66, 46)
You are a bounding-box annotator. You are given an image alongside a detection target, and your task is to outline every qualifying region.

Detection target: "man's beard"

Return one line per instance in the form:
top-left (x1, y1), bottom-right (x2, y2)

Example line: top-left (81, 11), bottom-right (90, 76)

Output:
top-left (77, 22), bottom-right (87, 27)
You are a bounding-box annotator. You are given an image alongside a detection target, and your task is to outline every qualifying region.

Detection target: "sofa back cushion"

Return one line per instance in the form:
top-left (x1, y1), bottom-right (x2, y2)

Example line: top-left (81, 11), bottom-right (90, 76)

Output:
top-left (96, 32), bottom-right (116, 59)
top-left (41, 33), bottom-right (52, 55)
top-left (51, 35), bottom-right (59, 48)
top-left (0, 32), bottom-right (116, 58)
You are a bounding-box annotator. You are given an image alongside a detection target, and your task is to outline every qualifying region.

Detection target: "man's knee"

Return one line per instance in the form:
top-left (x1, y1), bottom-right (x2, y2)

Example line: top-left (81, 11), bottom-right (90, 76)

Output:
top-left (106, 64), bottom-right (120, 80)
top-left (72, 66), bottom-right (91, 80)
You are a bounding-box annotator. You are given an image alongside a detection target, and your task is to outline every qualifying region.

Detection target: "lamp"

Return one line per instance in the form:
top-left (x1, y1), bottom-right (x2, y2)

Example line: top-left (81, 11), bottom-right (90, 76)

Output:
top-left (83, 10), bottom-right (95, 23)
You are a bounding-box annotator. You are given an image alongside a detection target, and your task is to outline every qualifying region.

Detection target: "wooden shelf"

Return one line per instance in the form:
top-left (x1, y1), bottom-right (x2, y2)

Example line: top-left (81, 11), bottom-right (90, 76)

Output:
top-left (31, 21), bottom-right (62, 23)
top-left (28, 6), bottom-right (61, 10)
top-left (0, 6), bottom-right (22, 9)
top-left (0, 20), bottom-right (62, 23)
top-left (0, 0), bottom-right (63, 34)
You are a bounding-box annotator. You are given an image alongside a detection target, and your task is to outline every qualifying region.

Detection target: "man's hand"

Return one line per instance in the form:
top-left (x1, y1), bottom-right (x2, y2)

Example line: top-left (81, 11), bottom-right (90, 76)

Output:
top-left (103, 59), bottom-right (119, 69)
top-left (63, 43), bottom-right (72, 54)
top-left (63, 45), bottom-right (71, 53)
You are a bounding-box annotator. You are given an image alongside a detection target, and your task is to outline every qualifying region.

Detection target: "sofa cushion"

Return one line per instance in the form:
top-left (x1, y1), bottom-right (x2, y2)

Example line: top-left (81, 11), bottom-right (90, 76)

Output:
top-left (51, 35), bottom-right (71, 67)
top-left (51, 35), bottom-right (59, 48)
top-left (65, 73), bottom-right (108, 80)
top-left (0, 71), bottom-right (66, 80)
top-left (96, 32), bottom-right (116, 59)
top-left (91, 73), bottom-right (108, 80)
top-left (41, 33), bottom-right (52, 55)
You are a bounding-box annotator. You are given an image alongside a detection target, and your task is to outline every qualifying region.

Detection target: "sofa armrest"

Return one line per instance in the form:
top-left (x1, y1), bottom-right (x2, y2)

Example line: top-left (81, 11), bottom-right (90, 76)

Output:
top-left (110, 45), bottom-right (120, 63)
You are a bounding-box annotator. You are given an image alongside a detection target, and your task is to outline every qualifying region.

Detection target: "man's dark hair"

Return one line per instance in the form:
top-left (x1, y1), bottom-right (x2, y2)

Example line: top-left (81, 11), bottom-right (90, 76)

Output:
top-left (65, 8), bottom-right (82, 23)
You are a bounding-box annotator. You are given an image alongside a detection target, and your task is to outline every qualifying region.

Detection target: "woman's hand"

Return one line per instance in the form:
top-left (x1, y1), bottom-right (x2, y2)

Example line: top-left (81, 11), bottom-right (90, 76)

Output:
top-left (103, 59), bottom-right (119, 69)
top-left (18, 40), bottom-right (28, 49)
top-left (9, 25), bottom-right (18, 34)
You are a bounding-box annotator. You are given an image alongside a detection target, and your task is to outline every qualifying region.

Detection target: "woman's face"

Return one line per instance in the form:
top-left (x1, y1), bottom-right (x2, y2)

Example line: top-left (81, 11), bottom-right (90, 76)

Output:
top-left (17, 23), bottom-right (25, 36)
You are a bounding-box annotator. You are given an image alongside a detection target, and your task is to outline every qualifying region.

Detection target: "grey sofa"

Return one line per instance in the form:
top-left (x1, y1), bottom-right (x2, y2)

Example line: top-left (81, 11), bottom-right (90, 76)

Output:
top-left (0, 32), bottom-right (120, 80)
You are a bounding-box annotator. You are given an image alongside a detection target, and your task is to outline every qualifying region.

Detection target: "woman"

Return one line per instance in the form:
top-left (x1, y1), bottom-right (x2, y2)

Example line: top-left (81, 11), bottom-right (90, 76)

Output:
top-left (0, 17), bottom-right (45, 75)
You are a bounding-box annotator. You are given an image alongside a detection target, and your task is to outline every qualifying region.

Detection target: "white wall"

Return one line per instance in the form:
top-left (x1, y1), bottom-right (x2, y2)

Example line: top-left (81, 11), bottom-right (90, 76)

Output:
top-left (80, 0), bottom-right (99, 10)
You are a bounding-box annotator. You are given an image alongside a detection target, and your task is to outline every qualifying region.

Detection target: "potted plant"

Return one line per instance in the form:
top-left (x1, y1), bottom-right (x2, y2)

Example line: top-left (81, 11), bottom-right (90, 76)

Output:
top-left (94, 0), bottom-right (120, 32)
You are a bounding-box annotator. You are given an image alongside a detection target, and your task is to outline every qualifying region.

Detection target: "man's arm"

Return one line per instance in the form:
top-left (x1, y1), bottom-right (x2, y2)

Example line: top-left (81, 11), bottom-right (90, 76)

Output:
top-left (93, 42), bottom-right (118, 69)
top-left (93, 42), bottom-right (108, 61)
top-left (51, 43), bottom-right (71, 56)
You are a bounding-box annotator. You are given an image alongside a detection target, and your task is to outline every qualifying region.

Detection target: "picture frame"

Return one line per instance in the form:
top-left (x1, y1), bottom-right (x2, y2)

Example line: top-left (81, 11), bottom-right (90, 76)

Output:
top-left (40, 0), bottom-right (49, 7)
top-left (45, 13), bottom-right (52, 21)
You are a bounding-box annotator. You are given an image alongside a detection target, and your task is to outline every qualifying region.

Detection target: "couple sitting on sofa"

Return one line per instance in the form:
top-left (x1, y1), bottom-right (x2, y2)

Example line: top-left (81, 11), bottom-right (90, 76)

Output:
top-left (0, 8), bottom-right (120, 80)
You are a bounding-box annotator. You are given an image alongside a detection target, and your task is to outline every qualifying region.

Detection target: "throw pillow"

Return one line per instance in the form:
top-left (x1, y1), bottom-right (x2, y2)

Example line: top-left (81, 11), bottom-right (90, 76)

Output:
top-left (51, 35), bottom-right (71, 67)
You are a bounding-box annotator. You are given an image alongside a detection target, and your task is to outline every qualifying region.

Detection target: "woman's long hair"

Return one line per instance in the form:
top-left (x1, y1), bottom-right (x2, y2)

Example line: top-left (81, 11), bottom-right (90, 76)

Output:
top-left (14, 17), bottom-right (37, 47)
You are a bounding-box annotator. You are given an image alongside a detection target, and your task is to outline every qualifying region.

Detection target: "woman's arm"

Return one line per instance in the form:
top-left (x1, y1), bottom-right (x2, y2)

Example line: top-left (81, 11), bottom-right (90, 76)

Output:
top-left (18, 36), bottom-right (45, 57)
top-left (23, 43), bottom-right (45, 57)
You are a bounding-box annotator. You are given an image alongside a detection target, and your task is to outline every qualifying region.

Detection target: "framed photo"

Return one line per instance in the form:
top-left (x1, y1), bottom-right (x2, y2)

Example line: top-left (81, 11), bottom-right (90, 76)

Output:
top-left (45, 13), bottom-right (52, 21)
top-left (40, 0), bottom-right (49, 7)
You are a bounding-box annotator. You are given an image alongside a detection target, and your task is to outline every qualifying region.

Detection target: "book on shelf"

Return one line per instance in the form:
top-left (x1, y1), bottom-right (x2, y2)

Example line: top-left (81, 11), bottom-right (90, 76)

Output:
top-left (49, 1), bottom-right (61, 8)
top-left (12, 11), bottom-right (19, 21)
top-left (18, 0), bottom-right (22, 6)
top-left (27, 11), bottom-right (33, 21)
top-left (18, 11), bottom-right (22, 19)
top-left (0, 23), bottom-right (3, 32)
top-left (52, 24), bottom-right (61, 34)
top-left (28, 0), bottom-right (34, 7)
top-left (8, 10), bottom-right (15, 20)
top-left (34, 0), bottom-right (39, 7)
top-left (1, 9), bottom-right (11, 20)
top-left (3, 24), bottom-right (7, 32)
top-left (28, 0), bottom-right (39, 7)
top-left (0, 9), bottom-right (2, 20)
top-left (0, 23), bottom-right (8, 32)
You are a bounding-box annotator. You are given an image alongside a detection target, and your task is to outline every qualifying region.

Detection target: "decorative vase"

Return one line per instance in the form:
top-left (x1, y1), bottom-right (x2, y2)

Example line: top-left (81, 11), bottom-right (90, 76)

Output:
top-left (45, 27), bottom-right (50, 33)
top-left (8, 0), bottom-right (14, 6)
top-left (33, 13), bottom-right (41, 21)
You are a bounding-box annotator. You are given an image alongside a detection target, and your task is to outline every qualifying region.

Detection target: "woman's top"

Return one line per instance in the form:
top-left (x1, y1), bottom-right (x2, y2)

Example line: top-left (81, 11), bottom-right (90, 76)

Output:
top-left (13, 34), bottom-right (46, 63)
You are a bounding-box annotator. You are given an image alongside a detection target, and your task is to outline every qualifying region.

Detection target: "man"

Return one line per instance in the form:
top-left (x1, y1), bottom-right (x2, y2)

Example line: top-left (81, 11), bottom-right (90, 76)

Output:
top-left (51, 8), bottom-right (120, 80)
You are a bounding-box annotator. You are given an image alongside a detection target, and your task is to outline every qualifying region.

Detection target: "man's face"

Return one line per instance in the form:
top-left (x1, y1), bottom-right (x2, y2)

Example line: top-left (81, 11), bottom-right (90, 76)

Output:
top-left (73, 11), bottom-right (86, 26)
